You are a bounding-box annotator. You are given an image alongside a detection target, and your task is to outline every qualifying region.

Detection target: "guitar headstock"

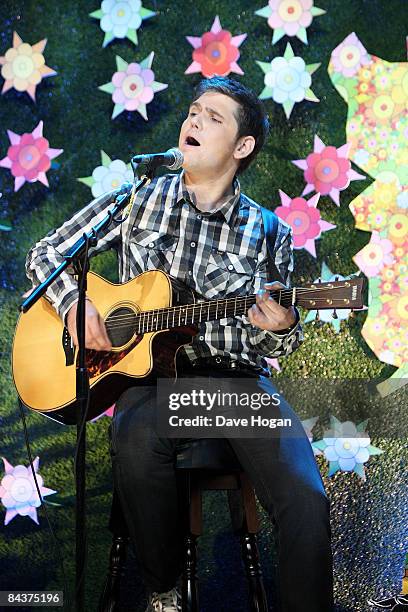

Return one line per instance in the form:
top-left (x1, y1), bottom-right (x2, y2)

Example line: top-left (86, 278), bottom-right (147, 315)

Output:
top-left (296, 277), bottom-right (365, 310)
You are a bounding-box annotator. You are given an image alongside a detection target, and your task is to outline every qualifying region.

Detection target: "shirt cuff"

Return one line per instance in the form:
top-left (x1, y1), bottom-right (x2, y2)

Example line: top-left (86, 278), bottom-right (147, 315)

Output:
top-left (264, 308), bottom-right (301, 338)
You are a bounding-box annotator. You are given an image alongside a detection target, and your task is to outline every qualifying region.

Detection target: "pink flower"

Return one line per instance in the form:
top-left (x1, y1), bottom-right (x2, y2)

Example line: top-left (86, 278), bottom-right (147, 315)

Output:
top-left (255, 0), bottom-right (325, 44)
top-left (292, 134), bottom-right (365, 205)
top-left (0, 457), bottom-right (56, 525)
top-left (99, 52), bottom-right (167, 120)
top-left (268, 0), bottom-right (313, 36)
top-left (185, 16), bottom-right (246, 77)
top-left (112, 62), bottom-right (154, 111)
top-left (0, 121), bottom-right (62, 191)
top-left (353, 231), bottom-right (395, 277)
top-left (331, 32), bottom-right (371, 78)
top-left (275, 191), bottom-right (335, 257)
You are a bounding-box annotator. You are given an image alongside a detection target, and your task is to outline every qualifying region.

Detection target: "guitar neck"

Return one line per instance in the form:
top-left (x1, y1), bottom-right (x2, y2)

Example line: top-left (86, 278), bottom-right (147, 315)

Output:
top-left (128, 279), bottom-right (364, 335)
top-left (134, 292), bottom-right (285, 334)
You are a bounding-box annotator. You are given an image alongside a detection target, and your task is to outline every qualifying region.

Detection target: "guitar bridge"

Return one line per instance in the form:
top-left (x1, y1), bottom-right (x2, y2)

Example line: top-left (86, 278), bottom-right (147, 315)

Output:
top-left (62, 327), bottom-right (75, 366)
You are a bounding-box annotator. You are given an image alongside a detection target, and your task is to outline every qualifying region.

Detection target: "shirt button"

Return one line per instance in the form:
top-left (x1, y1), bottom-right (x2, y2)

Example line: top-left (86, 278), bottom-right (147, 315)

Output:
top-left (199, 335), bottom-right (204, 341)
top-left (149, 242), bottom-right (154, 248)
top-left (191, 241), bottom-right (196, 247)
top-left (188, 270), bottom-right (192, 276)
top-left (228, 264), bottom-right (234, 271)
top-left (197, 215), bottom-right (202, 220)
top-left (183, 203), bottom-right (188, 209)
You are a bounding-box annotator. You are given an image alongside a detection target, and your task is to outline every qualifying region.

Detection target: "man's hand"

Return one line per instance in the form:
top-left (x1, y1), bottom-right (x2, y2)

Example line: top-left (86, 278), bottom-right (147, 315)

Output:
top-left (66, 299), bottom-right (112, 351)
top-left (247, 281), bottom-right (296, 332)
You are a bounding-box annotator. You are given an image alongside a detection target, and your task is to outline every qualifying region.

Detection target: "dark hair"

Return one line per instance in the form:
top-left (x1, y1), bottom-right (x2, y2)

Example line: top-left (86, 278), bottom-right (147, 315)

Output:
top-left (191, 76), bottom-right (270, 174)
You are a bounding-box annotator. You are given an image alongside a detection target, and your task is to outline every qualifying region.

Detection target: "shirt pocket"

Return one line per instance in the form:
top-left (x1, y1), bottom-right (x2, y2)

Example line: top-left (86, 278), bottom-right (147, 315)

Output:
top-left (202, 250), bottom-right (257, 299)
top-left (131, 229), bottom-right (178, 273)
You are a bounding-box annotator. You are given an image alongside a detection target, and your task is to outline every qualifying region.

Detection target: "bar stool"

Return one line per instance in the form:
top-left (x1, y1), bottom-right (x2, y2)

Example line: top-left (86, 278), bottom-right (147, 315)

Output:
top-left (98, 438), bottom-right (268, 612)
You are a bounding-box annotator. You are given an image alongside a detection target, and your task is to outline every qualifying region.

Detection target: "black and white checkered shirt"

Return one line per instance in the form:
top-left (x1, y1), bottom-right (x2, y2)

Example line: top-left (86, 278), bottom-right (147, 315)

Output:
top-left (26, 172), bottom-right (303, 374)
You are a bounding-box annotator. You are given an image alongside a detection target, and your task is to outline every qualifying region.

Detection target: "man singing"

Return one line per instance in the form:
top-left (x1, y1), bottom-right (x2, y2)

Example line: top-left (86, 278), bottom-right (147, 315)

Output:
top-left (26, 77), bottom-right (333, 611)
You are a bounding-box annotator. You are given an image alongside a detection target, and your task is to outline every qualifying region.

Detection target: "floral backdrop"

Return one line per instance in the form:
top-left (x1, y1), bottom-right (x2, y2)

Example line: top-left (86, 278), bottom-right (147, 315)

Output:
top-left (0, 1), bottom-right (406, 610)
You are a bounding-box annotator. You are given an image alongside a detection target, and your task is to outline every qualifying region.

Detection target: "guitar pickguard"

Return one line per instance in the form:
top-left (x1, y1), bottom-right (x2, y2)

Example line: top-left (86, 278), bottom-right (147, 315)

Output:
top-left (84, 334), bottom-right (143, 379)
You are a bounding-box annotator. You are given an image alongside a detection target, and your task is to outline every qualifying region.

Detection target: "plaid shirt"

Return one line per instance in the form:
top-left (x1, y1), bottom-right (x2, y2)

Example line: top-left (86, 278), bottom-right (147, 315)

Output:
top-left (26, 172), bottom-right (303, 374)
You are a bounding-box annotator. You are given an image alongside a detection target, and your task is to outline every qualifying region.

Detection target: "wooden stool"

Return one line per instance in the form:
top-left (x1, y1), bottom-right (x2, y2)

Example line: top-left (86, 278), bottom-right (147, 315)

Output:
top-left (99, 438), bottom-right (268, 612)
top-left (176, 438), bottom-right (268, 612)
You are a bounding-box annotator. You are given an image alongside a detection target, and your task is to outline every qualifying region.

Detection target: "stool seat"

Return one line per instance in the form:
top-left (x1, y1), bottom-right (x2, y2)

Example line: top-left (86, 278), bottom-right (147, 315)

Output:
top-left (176, 438), bottom-right (241, 471)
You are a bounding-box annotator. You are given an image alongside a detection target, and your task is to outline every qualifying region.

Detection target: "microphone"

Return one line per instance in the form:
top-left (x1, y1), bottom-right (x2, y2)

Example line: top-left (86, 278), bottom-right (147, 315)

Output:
top-left (132, 147), bottom-right (184, 171)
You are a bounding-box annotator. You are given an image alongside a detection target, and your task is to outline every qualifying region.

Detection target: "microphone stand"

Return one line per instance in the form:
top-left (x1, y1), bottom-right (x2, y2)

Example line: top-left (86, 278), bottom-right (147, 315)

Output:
top-left (20, 169), bottom-right (153, 611)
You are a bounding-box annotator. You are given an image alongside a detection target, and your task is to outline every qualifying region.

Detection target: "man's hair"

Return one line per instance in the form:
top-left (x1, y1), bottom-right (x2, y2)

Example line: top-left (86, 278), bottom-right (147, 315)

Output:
top-left (191, 76), bottom-right (270, 174)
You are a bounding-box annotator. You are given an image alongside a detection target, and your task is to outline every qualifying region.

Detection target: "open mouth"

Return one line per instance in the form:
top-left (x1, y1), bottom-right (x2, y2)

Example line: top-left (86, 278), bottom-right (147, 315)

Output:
top-left (185, 136), bottom-right (200, 146)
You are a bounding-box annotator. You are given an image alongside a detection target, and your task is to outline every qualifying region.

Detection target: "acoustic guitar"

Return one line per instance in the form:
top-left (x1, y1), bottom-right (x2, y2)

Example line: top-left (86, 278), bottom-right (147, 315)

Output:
top-left (12, 270), bottom-right (364, 425)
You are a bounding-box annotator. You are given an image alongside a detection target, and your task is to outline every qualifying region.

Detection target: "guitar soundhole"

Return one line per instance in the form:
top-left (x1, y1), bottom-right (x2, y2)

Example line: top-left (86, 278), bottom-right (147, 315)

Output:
top-left (105, 307), bottom-right (137, 348)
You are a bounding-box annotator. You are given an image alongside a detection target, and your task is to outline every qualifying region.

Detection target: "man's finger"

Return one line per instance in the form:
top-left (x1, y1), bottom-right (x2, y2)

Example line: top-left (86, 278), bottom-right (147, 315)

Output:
top-left (264, 281), bottom-right (285, 290)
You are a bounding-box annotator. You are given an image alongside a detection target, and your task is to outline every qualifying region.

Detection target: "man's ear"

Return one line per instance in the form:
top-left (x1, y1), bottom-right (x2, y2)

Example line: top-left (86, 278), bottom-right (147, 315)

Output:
top-left (233, 135), bottom-right (256, 161)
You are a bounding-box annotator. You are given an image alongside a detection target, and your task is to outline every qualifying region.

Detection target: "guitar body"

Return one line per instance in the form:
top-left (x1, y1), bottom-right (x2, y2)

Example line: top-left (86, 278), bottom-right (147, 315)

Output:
top-left (12, 270), bottom-right (197, 425)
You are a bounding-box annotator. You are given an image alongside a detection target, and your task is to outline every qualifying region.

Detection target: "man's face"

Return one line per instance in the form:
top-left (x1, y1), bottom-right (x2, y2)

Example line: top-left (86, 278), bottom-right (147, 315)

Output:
top-left (178, 91), bottom-right (242, 176)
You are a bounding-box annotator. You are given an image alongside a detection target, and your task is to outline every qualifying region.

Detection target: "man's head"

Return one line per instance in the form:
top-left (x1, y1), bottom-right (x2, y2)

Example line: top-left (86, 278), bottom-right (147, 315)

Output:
top-left (178, 77), bottom-right (269, 179)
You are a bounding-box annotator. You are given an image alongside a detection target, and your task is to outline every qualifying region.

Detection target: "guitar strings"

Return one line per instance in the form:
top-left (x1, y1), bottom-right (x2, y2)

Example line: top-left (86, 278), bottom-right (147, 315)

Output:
top-left (104, 297), bottom-right (354, 332)
top-left (103, 284), bottom-right (356, 325)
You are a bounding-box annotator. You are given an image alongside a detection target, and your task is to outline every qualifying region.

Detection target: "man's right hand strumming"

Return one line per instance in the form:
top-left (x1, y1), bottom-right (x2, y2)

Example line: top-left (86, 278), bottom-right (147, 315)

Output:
top-left (66, 300), bottom-right (112, 351)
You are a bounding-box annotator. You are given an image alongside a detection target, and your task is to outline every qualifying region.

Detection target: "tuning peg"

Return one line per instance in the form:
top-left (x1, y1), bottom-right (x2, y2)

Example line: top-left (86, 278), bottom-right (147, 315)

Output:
top-left (317, 277), bottom-right (321, 284)
top-left (332, 308), bottom-right (338, 319)
top-left (315, 310), bottom-right (320, 321)
top-left (334, 276), bottom-right (339, 281)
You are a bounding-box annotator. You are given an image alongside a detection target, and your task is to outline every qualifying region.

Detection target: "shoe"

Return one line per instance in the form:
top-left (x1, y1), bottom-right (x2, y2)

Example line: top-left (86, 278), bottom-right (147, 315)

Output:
top-left (396, 595), bottom-right (408, 606)
top-left (145, 587), bottom-right (181, 612)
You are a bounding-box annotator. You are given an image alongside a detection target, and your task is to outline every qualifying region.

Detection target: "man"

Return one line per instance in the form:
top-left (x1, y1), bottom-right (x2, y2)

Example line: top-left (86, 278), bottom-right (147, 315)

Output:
top-left (26, 77), bottom-right (333, 611)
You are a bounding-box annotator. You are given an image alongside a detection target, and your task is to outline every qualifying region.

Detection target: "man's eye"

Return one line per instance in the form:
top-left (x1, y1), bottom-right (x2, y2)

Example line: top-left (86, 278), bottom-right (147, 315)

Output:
top-left (189, 111), bottom-right (197, 116)
top-left (211, 117), bottom-right (221, 123)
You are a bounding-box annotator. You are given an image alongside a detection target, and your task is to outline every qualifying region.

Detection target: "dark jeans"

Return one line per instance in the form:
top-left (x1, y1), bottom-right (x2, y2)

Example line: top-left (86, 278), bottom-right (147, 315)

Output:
top-left (109, 369), bottom-right (333, 612)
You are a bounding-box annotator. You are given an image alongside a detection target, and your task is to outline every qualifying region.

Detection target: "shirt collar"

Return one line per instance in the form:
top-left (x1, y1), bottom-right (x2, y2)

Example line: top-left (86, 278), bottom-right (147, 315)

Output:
top-left (171, 170), bottom-right (241, 226)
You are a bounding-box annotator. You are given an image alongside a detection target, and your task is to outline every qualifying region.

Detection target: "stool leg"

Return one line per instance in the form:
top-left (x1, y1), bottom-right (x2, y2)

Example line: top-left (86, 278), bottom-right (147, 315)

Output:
top-left (98, 535), bottom-right (129, 612)
top-left (182, 534), bottom-right (199, 612)
top-left (241, 533), bottom-right (268, 612)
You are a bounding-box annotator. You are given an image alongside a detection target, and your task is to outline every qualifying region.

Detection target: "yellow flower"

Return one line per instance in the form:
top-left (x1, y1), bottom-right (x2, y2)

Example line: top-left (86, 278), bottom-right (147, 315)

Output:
top-left (372, 179), bottom-right (399, 212)
top-left (388, 213), bottom-right (408, 245)
top-left (0, 32), bottom-right (55, 101)
top-left (391, 65), bottom-right (408, 105)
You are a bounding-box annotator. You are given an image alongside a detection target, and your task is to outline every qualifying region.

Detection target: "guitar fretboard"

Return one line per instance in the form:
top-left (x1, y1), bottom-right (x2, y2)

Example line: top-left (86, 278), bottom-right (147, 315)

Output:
top-left (109, 290), bottom-right (294, 335)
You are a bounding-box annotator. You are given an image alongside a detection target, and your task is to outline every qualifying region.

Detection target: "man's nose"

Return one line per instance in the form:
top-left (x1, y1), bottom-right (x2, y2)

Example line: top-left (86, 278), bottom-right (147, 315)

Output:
top-left (190, 113), bottom-right (201, 129)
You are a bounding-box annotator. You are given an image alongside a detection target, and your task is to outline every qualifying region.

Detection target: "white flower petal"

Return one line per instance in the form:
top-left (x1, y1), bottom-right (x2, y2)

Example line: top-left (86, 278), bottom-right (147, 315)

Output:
top-left (128, 14), bottom-right (142, 29)
top-left (101, 15), bottom-right (113, 33)
top-left (264, 71), bottom-right (276, 88)
top-left (289, 86), bottom-right (306, 102)
top-left (113, 24), bottom-right (129, 37)
top-left (271, 57), bottom-right (288, 72)
top-left (273, 87), bottom-right (289, 103)
top-left (92, 183), bottom-right (104, 198)
top-left (128, 0), bottom-right (142, 10)
top-left (92, 165), bottom-right (108, 181)
top-left (355, 447), bottom-right (370, 463)
top-left (102, 0), bottom-right (116, 14)
top-left (109, 159), bottom-right (127, 172)
top-left (289, 57), bottom-right (306, 72)
top-left (338, 457), bottom-right (356, 471)
top-left (324, 445), bottom-right (338, 461)
top-left (125, 168), bottom-right (134, 181)
top-left (300, 72), bottom-right (312, 88)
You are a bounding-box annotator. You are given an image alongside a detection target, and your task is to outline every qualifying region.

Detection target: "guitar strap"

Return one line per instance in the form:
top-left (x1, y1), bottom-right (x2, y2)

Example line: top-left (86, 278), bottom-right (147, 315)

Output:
top-left (260, 206), bottom-right (285, 285)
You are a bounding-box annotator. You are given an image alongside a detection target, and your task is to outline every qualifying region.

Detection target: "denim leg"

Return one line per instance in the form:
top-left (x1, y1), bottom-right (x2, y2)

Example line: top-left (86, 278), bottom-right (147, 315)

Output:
top-left (109, 385), bottom-right (183, 593)
top-left (228, 377), bottom-right (333, 612)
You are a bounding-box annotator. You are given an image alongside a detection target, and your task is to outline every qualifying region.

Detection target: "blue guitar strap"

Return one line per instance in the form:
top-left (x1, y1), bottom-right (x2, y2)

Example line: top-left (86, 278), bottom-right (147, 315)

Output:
top-left (260, 206), bottom-right (284, 285)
